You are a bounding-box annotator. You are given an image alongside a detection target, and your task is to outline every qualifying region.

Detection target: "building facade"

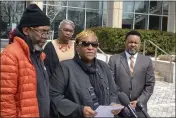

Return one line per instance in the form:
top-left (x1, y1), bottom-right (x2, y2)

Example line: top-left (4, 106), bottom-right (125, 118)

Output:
top-left (0, 0), bottom-right (175, 39)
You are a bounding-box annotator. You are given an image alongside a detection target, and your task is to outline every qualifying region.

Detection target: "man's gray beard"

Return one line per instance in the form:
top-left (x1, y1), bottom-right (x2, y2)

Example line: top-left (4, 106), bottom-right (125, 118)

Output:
top-left (127, 49), bottom-right (137, 55)
top-left (33, 44), bottom-right (43, 51)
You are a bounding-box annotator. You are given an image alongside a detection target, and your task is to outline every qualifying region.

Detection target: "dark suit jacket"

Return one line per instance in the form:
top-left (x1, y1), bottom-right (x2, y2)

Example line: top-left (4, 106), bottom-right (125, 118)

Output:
top-left (108, 51), bottom-right (155, 111)
top-left (50, 59), bottom-right (120, 118)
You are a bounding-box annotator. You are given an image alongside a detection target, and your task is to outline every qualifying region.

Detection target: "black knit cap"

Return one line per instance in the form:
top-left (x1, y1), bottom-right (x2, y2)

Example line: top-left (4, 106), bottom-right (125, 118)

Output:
top-left (18, 4), bottom-right (50, 31)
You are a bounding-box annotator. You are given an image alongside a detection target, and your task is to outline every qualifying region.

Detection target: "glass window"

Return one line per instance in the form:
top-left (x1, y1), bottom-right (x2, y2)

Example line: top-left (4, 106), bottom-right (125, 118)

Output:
top-left (162, 1), bottom-right (168, 15)
top-left (0, 1), bottom-right (26, 39)
top-left (162, 17), bottom-right (168, 31)
top-left (123, 1), bottom-right (135, 13)
top-left (47, 5), bottom-right (66, 22)
top-left (86, 9), bottom-right (102, 28)
top-left (68, 8), bottom-right (85, 36)
top-left (50, 7), bottom-right (66, 39)
top-left (134, 14), bottom-right (148, 29)
top-left (122, 13), bottom-right (134, 29)
top-left (149, 1), bottom-right (162, 15)
top-left (68, 1), bottom-right (85, 8)
top-left (149, 15), bottom-right (162, 30)
top-left (45, 1), bottom-right (66, 6)
top-left (102, 10), bottom-right (107, 27)
top-left (103, 1), bottom-right (107, 10)
top-left (86, 1), bottom-right (103, 10)
top-left (135, 1), bottom-right (149, 13)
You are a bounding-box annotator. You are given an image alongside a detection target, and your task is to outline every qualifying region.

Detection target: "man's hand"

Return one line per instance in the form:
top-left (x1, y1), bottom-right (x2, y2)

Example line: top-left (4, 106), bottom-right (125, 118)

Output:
top-left (83, 106), bottom-right (97, 118)
top-left (110, 103), bottom-right (124, 115)
top-left (130, 100), bottom-right (137, 109)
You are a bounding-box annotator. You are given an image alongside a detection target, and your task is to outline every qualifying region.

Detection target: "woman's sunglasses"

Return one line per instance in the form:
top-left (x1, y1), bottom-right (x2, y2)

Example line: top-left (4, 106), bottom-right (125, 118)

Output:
top-left (78, 41), bottom-right (99, 48)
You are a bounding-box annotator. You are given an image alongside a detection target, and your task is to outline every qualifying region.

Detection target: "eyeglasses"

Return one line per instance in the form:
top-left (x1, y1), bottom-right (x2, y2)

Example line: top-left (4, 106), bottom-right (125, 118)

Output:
top-left (78, 41), bottom-right (99, 48)
top-left (30, 27), bottom-right (52, 37)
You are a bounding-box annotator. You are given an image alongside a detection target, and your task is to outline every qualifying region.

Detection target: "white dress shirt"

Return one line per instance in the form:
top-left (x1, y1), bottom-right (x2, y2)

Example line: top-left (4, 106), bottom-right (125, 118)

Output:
top-left (125, 51), bottom-right (138, 69)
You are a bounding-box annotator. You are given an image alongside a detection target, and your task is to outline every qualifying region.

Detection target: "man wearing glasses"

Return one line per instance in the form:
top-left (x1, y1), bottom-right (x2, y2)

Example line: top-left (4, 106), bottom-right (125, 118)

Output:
top-left (0, 4), bottom-right (50, 117)
top-left (50, 30), bottom-right (123, 118)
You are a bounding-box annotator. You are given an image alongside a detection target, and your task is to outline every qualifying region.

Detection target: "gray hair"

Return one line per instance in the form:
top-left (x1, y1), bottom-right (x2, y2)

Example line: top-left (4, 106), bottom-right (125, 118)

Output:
top-left (58, 19), bottom-right (75, 29)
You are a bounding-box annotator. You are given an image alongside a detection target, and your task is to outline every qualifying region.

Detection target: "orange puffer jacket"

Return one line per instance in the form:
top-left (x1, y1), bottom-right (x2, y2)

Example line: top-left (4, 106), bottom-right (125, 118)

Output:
top-left (0, 36), bottom-right (45, 117)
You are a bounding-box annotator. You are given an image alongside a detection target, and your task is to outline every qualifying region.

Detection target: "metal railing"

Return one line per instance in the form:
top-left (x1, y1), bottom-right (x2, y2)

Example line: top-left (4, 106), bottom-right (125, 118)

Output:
top-left (143, 39), bottom-right (173, 82)
top-left (97, 47), bottom-right (109, 63)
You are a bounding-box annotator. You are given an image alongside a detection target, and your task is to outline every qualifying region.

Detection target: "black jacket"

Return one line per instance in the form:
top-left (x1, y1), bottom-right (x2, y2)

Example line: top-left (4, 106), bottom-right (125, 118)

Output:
top-left (44, 41), bottom-right (59, 78)
top-left (50, 58), bottom-right (120, 118)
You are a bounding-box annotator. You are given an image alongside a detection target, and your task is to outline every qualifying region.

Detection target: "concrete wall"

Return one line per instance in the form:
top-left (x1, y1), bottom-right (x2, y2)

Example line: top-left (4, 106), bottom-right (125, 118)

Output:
top-left (153, 60), bottom-right (175, 83)
top-left (167, 1), bottom-right (176, 33)
top-left (107, 1), bottom-right (122, 28)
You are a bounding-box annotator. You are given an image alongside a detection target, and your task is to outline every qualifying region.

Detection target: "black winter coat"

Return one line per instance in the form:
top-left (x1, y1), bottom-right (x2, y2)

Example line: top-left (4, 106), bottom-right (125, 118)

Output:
top-left (50, 58), bottom-right (120, 118)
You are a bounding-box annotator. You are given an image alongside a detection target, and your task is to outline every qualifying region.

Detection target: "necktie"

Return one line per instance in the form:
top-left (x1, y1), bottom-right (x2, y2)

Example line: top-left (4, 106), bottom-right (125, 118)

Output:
top-left (129, 55), bottom-right (134, 77)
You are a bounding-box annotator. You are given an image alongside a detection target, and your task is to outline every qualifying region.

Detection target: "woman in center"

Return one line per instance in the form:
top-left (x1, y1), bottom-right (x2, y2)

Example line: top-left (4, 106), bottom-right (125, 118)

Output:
top-left (50, 30), bottom-right (122, 118)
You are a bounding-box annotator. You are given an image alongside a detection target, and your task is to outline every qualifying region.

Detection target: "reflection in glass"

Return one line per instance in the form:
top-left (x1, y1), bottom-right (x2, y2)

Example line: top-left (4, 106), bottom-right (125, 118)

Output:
top-left (50, 7), bottom-right (66, 39)
top-left (149, 1), bottom-right (162, 15)
top-left (135, 1), bottom-right (149, 13)
top-left (45, 1), bottom-right (66, 6)
top-left (68, 1), bottom-right (85, 8)
top-left (0, 1), bottom-right (26, 38)
top-left (134, 14), bottom-right (148, 29)
top-left (102, 10), bottom-right (107, 26)
top-left (68, 8), bottom-right (85, 36)
top-left (122, 13), bottom-right (134, 29)
top-left (86, 9), bottom-right (102, 28)
top-left (46, 4), bottom-right (66, 21)
top-left (162, 1), bottom-right (168, 15)
top-left (86, 1), bottom-right (103, 10)
top-left (162, 17), bottom-right (168, 31)
top-left (123, 1), bottom-right (135, 13)
top-left (103, 1), bottom-right (107, 10)
top-left (149, 15), bottom-right (161, 30)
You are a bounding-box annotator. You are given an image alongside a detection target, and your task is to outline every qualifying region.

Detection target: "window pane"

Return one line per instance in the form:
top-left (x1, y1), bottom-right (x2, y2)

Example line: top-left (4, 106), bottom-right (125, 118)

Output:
top-left (68, 1), bottom-right (85, 8)
top-left (68, 8), bottom-right (85, 36)
top-left (123, 1), bottom-right (135, 13)
top-left (47, 5), bottom-right (66, 22)
top-left (134, 14), bottom-right (148, 29)
top-left (86, 10), bottom-right (102, 28)
top-left (86, 1), bottom-right (103, 10)
top-left (162, 1), bottom-right (168, 15)
top-left (162, 17), bottom-right (168, 31)
top-left (50, 7), bottom-right (66, 39)
top-left (45, 1), bottom-right (66, 6)
top-left (149, 1), bottom-right (162, 15)
top-left (103, 1), bottom-right (107, 10)
top-left (102, 10), bottom-right (107, 27)
top-left (135, 1), bottom-right (149, 13)
top-left (149, 15), bottom-right (162, 30)
top-left (122, 13), bottom-right (134, 29)
top-left (0, 1), bottom-right (26, 39)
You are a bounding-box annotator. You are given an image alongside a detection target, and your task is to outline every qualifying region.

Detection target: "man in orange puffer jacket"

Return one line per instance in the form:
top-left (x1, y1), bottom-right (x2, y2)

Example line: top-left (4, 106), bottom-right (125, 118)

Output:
top-left (1, 4), bottom-right (51, 117)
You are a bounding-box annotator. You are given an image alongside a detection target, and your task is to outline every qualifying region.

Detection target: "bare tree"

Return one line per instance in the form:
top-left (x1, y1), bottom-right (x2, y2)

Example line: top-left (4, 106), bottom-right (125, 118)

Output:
top-left (45, 1), bottom-right (64, 23)
top-left (1, 1), bottom-right (25, 27)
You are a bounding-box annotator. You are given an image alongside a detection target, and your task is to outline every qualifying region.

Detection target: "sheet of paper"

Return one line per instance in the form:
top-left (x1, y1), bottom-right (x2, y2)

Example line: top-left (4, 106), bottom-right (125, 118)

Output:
top-left (95, 105), bottom-right (124, 117)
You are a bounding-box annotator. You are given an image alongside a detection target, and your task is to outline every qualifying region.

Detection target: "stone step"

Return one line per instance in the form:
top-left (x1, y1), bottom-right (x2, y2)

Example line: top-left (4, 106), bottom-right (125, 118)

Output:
top-left (155, 75), bottom-right (165, 81)
top-left (154, 71), bottom-right (160, 76)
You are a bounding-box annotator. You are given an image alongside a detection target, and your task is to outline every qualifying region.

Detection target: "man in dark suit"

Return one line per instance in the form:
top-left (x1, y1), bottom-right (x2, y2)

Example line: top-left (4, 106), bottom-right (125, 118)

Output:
top-left (108, 30), bottom-right (155, 117)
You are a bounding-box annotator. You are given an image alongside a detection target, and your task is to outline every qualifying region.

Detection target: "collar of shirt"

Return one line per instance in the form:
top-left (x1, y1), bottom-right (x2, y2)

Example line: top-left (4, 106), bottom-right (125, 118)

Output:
top-left (125, 51), bottom-right (138, 60)
top-left (125, 51), bottom-right (138, 68)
